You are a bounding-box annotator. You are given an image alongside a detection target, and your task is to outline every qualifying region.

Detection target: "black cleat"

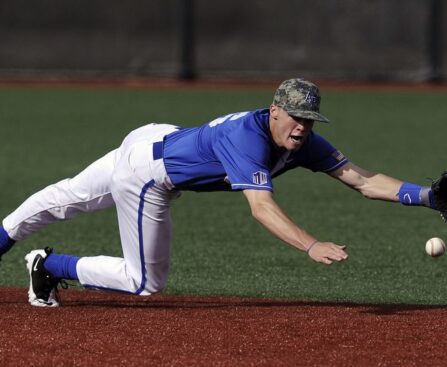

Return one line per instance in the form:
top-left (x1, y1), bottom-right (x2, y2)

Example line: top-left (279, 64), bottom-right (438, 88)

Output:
top-left (25, 247), bottom-right (60, 307)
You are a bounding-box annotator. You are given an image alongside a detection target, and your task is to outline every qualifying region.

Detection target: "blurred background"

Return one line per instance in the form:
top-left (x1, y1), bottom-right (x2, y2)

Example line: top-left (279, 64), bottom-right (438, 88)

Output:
top-left (0, 0), bottom-right (445, 83)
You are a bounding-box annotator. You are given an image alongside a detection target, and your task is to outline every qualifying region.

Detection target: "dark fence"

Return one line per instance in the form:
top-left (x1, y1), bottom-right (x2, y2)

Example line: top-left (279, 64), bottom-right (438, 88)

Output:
top-left (0, 0), bottom-right (445, 81)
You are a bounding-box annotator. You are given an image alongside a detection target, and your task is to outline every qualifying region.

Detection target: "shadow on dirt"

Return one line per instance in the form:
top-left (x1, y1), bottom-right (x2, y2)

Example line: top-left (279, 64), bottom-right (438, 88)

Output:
top-left (1, 288), bottom-right (446, 315)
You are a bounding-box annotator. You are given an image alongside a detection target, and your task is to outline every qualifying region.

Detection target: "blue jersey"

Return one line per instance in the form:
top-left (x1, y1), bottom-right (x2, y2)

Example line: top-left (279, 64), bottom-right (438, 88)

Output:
top-left (162, 109), bottom-right (348, 192)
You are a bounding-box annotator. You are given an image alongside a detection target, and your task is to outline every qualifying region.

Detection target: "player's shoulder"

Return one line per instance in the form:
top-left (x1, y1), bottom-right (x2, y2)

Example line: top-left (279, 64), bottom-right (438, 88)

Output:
top-left (247, 108), bottom-right (270, 124)
top-left (235, 108), bottom-right (270, 133)
top-left (206, 108), bottom-right (269, 135)
top-left (291, 131), bottom-right (334, 159)
top-left (305, 131), bottom-right (331, 147)
top-left (233, 110), bottom-right (270, 147)
top-left (300, 131), bottom-right (343, 161)
top-left (211, 109), bottom-right (272, 154)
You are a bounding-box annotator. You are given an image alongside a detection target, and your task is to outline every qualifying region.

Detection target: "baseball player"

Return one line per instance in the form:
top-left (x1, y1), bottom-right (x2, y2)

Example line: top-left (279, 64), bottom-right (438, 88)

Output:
top-left (0, 78), bottom-right (446, 307)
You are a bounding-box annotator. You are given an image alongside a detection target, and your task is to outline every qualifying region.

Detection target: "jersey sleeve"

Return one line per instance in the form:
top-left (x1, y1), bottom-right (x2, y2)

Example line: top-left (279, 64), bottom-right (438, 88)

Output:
top-left (302, 133), bottom-right (349, 173)
top-left (213, 130), bottom-right (273, 191)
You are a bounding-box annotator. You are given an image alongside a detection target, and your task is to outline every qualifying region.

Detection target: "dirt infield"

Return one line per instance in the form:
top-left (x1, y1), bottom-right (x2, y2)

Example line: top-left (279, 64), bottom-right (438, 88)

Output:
top-left (1, 289), bottom-right (447, 366)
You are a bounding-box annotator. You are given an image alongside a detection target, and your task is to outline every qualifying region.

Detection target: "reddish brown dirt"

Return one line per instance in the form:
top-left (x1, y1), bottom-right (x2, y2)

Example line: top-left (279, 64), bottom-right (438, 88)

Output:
top-left (1, 289), bottom-right (447, 366)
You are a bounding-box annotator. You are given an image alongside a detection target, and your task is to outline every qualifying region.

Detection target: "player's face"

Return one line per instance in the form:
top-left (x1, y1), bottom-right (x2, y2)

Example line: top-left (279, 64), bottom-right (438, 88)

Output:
top-left (269, 105), bottom-right (314, 151)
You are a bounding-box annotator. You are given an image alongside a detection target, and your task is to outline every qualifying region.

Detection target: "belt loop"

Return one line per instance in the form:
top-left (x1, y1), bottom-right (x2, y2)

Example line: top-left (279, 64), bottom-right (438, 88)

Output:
top-left (152, 141), bottom-right (163, 160)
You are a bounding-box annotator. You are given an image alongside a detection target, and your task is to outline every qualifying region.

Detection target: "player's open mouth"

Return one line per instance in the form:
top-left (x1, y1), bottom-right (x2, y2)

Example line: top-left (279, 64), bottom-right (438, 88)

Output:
top-left (290, 135), bottom-right (303, 143)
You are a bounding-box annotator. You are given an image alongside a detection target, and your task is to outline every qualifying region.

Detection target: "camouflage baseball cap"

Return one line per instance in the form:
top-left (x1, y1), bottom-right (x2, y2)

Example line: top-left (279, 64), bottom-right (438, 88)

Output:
top-left (273, 78), bottom-right (329, 123)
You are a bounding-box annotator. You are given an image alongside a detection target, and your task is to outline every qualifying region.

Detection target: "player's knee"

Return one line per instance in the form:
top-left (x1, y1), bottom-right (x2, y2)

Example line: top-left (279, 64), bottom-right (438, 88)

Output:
top-left (143, 261), bottom-right (170, 294)
top-left (45, 179), bottom-right (84, 219)
top-left (126, 262), bottom-right (169, 295)
top-left (133, 279), bottom-right (167, 296)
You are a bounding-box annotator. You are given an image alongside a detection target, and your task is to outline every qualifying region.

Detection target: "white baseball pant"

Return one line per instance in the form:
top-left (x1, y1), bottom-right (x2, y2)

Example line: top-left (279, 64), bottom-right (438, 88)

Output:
top-left (3, 123), bottom-right (180, 295)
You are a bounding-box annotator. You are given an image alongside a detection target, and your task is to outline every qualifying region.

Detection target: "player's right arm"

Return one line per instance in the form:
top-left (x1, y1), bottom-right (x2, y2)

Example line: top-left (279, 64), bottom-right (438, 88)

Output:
top-left (243, 189), bottom-right (348, 265)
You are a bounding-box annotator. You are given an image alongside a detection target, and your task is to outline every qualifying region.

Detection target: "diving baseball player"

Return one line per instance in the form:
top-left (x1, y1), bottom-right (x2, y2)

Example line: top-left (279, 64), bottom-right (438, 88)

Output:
top-left (0, 78), bottom-right (446, 307)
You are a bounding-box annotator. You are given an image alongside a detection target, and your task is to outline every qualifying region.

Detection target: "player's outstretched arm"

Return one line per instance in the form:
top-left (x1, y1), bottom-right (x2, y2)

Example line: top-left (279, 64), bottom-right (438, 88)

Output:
top-left (329, 162), bottom-right (447, 222)
top-left (243, 189), bottom-right (348, 265)
top-left (328, 162), bottom-right (403, 201)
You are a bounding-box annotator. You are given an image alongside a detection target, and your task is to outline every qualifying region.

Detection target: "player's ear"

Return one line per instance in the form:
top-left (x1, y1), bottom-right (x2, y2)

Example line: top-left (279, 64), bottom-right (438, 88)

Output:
top-left (270, 104), bottom-right (279, 120)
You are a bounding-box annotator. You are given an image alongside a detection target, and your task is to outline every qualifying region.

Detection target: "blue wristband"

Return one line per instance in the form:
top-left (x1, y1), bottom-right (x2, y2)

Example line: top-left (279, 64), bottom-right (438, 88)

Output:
top-left (398, 182), bottom-right (435, 208)
top-left (398, 183), bottom-right (422, 205)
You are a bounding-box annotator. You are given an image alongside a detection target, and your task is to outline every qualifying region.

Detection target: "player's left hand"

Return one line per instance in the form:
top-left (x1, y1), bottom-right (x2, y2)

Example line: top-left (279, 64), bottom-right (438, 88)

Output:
top-left (307, 242), bottom-right (348, 265)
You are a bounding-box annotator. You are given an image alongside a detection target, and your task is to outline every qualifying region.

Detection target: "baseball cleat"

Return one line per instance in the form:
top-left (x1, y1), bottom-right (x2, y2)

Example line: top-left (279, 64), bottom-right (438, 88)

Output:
top-left (25, 247), bottom-right (60, 307)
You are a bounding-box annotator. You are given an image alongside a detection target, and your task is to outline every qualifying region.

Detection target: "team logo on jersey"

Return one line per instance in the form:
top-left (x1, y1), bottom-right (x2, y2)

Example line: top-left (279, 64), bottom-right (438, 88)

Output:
top-left (252, 171), bottom-right (268, 185)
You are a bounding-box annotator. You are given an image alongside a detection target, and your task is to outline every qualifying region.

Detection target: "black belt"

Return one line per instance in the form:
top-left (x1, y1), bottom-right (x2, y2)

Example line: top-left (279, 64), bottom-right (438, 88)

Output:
top-left (152, 141), bottom-right (163, 160)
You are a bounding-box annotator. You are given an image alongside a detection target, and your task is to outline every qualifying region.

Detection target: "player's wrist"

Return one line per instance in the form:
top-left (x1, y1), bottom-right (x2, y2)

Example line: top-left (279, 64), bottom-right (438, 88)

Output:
top-left (398, 182), bottom-right (435, 209)
top-left (306, 240), bottom-right (319, 254)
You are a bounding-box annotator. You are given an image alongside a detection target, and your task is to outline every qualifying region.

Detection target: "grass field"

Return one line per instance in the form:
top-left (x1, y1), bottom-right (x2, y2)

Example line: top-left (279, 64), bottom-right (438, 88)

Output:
top-left (1, 84), bottom-right (447, 305)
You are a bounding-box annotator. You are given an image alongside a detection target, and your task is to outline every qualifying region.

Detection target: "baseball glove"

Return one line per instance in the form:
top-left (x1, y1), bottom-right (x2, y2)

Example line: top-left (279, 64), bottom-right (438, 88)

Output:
top-left (432, 171), bottom-right (447, 223)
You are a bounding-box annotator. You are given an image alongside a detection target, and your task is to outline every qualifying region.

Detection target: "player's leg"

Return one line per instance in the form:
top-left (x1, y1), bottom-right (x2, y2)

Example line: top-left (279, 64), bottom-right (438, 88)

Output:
top-left (0, 228), bottom-right (15, 260)
top-left (1, 148), bottom-right (118, 257)
top-left (25, 181), bottom-right (175, 307)
top-left (76, 184), bottom-right (176, 294)
top-left (3, 122), bottom-right (177, 247)
top-left (25, 123), bottom-right (179, 305)
top-left (75, 130), bottom-right (179, 294)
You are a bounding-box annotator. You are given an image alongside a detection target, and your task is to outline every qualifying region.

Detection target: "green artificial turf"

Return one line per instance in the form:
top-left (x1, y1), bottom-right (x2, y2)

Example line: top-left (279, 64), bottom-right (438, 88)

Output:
top-left (1, 86), bottom-right (446, 305)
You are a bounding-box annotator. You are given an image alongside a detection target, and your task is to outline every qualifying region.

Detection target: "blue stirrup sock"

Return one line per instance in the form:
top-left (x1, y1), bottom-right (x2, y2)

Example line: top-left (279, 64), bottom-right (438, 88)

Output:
top-left (0, 226), bottom-right (16, 256)
top-left (44, 253), bottom-right (80, 280)
top-left (398, 182), bottom-right (435, 208)
top-left (2, 225), bottom-right (79, 279)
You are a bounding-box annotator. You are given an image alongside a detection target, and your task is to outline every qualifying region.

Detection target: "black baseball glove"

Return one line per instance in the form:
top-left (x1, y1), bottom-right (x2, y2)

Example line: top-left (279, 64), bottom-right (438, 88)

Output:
top-left (432, 171), bottom-right (447, 223)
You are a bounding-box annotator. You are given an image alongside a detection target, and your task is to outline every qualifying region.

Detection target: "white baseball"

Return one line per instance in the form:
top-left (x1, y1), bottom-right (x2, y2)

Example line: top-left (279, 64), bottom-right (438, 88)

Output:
top-left (425, 237), bottom-right (446, 257)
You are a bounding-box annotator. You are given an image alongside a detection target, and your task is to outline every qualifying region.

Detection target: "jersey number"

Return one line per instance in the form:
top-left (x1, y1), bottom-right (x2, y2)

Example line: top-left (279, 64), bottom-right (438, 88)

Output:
top-left (208, 112), bottom-right (249, 127)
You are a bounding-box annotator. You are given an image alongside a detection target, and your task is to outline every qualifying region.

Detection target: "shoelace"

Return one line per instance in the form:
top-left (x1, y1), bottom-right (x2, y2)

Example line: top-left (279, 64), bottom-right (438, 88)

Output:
top-left (53, 279), bottom-right (80, 305)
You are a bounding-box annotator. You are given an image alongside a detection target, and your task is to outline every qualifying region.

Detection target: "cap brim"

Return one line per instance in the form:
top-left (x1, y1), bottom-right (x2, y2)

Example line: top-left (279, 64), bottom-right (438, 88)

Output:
top-left (286, 109), bottom-right (330, 123)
